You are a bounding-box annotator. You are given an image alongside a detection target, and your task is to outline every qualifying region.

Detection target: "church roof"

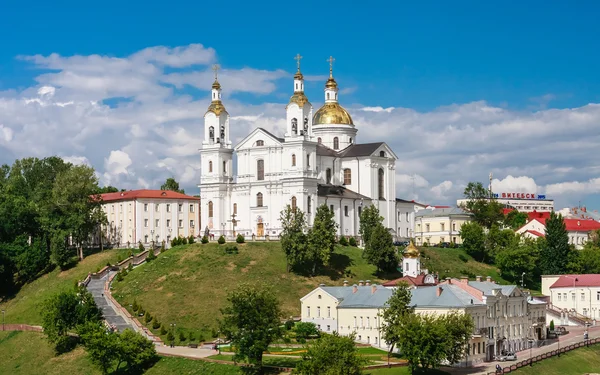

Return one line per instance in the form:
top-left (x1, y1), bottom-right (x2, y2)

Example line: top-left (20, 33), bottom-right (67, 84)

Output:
top-left (337, 142), bottom-right (385, 157)
top-left (316, 143), bottom-right (338, 157)
top-left (317, 184), bottom-right (371, 200)
top-left (257, 127), bottom-right (284, 143)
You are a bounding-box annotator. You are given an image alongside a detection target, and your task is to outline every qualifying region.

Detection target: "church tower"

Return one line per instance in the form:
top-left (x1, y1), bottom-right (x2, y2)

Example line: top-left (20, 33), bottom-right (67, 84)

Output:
top-left (402, 241), bottom-right (421, 278)
top-left (200, 64), bottom-right (233, 236)
top-left (285, 54), bottom-right (313, 139)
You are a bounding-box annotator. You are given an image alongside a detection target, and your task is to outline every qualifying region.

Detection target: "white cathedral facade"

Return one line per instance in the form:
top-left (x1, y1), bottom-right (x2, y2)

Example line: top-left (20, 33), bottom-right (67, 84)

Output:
top-left (199, 57), bottom-right (398, 239)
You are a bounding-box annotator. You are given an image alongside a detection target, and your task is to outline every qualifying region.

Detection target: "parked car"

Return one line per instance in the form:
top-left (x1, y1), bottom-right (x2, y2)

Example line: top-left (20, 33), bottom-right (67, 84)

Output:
top-left (499, 353), bottom-right (517, 361)
top-left (440, 242), bottom-right (451, 248)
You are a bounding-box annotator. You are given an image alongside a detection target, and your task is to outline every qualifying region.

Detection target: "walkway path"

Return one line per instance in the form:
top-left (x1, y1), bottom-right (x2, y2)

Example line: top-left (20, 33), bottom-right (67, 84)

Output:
top-left (87, 271), bottom-right (135, 333)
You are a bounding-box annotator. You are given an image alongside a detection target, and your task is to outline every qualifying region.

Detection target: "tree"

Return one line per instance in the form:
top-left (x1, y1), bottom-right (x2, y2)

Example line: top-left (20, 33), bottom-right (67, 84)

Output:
top-left (50, 231), bottom-right (73, 270)
top-left (380, 281), bottom-right (413, 356)
top-left (363, 222), bottom-right (398, 272)
top-left (306, 204), bottom-right (338, 275)
top-left (504, 210), bottom-right (528, 230)
top-left (359, 205), bottom-right (383, 246)
top-left (280, 205), bottom-right (307, 272)
top-left (160, 177), bottom-right (185, 194)
top-left (540, 212), bottom-right (570, 275)
top-left (576, 243), bottom-right (600, 274)
top-left (442, 311), bottom-right (475, 365)
top-left (219, 284), bottom-right (282, 372)
top-left (78, 321), bottom-right (117, 374)
top-left (295, 332), bottom-right (366, 375)
top-left (116, 329), bottom-right (158, 372)
top-left (460, 221), bottom-right (487, 262)
top-left (484, 224), bottom-right (518, 264)
top-left (397, 313), bottom-right (449, 373)
top-left (460, 182), bottom-right (504, 229)
top-left (495, 239), bottom-right (540, 286)
top-left (294, 322), bottom-right (319, 342)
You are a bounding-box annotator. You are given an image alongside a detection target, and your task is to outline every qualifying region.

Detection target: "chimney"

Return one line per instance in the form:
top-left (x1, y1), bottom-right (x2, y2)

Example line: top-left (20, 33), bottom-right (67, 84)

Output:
top-left (358, 280), bottom-right (365, 286)
top-left (365, 280), bottom-right (371, 286)
top-left (476, 276), bottom-right (482, 282)
top-left (486, 276), bottom-right (492, 283)
top-left (319, 283), bottom-right (325, 287)
top-left (436, 286), bottom-right (443, 296)
top-left (460, 276), bottom-right (469, 284)
top-left (352, 284), bottom-right (358, 293)
top-left (343, 280), bottom-right (349, 287)
top-left (371, 284), bottom-right (377, 294)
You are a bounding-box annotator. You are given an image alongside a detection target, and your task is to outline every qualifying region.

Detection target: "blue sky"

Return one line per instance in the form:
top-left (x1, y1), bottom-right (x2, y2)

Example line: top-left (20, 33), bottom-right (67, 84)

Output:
top-left (1, 1), bottom-right (600, 210)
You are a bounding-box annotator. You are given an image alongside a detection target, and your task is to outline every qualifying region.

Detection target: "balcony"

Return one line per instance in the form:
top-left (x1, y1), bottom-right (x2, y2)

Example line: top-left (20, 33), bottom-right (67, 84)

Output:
top-left (473, 327), bottom-right (489, 337)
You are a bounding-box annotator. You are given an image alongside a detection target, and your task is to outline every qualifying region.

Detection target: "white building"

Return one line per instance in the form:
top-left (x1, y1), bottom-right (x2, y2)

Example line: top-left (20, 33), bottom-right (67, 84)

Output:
top-left (516, 218), bottom-right (600, 249)
top-left (395, 199), bottom-right (427, 241)
top-left (457, 193), bottom-right (554, 213)
top-left (199, 58), bottom-right (398, 239)
top-left (542, 274), bottom-right (600, 325)
top-left (414, 207), bottom-right (473, 246)
top-left (99, 189), bottom-right (200, 247)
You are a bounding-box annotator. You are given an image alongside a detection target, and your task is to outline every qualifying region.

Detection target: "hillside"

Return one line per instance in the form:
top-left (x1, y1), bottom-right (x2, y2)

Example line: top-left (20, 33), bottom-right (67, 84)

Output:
top-left (511, 344), bottom-right (600, 375)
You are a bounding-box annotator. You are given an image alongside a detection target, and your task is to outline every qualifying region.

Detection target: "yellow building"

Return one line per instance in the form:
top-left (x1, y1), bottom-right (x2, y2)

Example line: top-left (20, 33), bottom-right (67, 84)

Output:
top-left (414, 207), bottom-right (472, 245)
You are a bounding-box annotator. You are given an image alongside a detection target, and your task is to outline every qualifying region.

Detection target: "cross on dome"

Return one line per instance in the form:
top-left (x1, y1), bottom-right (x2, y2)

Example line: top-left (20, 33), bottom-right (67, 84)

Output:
top-left (294, 53), bottom-right (302, 71)
top-left (212, 64), bottom-right (220, 81)
top-left (327, 56), bottom-right (335, 77)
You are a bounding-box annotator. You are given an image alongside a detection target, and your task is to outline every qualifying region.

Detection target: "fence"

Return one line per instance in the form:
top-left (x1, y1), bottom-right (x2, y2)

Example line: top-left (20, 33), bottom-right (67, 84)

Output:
top-left (486, 338), bottom-right (600, 374)
top-left (1, 324), bottom-right (43, 332)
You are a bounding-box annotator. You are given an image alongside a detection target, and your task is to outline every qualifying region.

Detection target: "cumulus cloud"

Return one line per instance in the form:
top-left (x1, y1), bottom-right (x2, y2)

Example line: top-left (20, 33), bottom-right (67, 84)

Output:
top-left (360, 106), bottom-right (395, 113)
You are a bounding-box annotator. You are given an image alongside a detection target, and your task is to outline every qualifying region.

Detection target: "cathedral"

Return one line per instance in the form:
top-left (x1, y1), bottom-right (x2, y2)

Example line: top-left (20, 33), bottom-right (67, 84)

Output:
top-left (199, 56), bottom-right (398, 239)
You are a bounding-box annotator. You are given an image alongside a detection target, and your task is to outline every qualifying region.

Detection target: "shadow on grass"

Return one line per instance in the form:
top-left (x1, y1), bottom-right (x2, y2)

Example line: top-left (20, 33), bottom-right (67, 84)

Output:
top-left (289, 253), bottom-right (354, 280)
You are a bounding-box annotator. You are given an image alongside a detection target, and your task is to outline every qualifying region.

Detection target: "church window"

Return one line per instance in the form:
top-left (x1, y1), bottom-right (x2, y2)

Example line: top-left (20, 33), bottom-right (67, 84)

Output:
top-left (326, 168), bottom-right (332, 184)
top-left (256, 193), bottom-right (263, 207)
top-left (344, 206), bottom-right (348, 217)
top-left (307, 197), bottom-right (312, 213)
top-left (327, 92), bottom-right (330, 100)
top-left (233, 203), bottom-right (237, 215)
top-left (306, 154), bottom-right (310, 167)
top-left (378, 168), bottom-right (385, 199)
top-left (209, 161), bottom-right (213, 173)
top-left (223, 161), bottom-right (227, 173)
top-left (292, 154), bottom-right (296, 166)
top-left (379, 151), bottom-right (385, 157)
top-left (330, 205), bottom-right (334, 213)
top-left (257, 160), bottom-right (264, 180)
top-left (292, 118), bottom-right (298, 134)
top-left (317, 137), bottom-right (322, 144)
top-left (333, 137), bottom-right (339, 150)
top-left (343, 169), bottom-right (351, 185)
top-left (291, 196), bottom-right (297, 211)
top-left (208, 201), bottom-right (213, 218)
top-left (256, 140), bottom-right (264, 146)
top-left (209, 126), bottom-right (214, 141)
top-left (349, 137), bottom-right (353, 144)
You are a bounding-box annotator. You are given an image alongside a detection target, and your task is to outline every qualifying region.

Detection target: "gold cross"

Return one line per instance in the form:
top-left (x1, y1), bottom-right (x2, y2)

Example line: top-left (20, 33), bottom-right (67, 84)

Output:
top-left (212, 64), bottom-right (220, 81)
top-left (294, 53), bottom-right (302, 71)
top-left (327, 56), bottom-right (335, 77)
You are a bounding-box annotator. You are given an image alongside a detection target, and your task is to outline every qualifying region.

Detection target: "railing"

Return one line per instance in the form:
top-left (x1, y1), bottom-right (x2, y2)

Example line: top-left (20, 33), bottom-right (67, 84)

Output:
top-left (486, 338), bottom-right (600, 374)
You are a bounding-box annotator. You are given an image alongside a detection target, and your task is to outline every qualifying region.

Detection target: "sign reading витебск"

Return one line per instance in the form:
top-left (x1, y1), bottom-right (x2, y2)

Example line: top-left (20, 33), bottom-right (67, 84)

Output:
top-left (492, 193), bottom-right (547, 200)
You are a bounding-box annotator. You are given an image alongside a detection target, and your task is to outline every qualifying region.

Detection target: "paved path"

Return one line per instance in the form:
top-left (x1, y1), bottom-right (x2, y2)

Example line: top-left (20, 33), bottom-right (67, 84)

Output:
top-left (157, 345), bottom-right (217, 358)
top-left (87, 271), bottom-right (135, 333)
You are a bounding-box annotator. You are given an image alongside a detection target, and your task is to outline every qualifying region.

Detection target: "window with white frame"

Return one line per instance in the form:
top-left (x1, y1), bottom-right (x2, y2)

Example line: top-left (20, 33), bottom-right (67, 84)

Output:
top-left (179, 219), bottom-right (183, 228)
top-left (582, 292), bottom-right (585, 301)
top-left (144, 203), bottom-right (148, 212)
top-left (144, 219), bottom-right (148, 227)
top-left (166, 204), bottom-right (171, 212)
top-left (327, 306), bottom-right (330, 318)
top-left (190, 204), bottom-right (194, 212)
top-left (167, 219), bottom-right (171, 227)
top-left (155, 219), bottom-right (159, 227)
top-left (307, 306), bottom-right (310, 317)
top-left (155, 204), bottom-right (160, 212)
top-left (178, 203), bottom-right (183, 212)
top-left (190, 220), bottom-right (195, 227)
top-left (317, 306), bottom-right (320, 317)
top-left (144, 235), bottom-right (148, 243)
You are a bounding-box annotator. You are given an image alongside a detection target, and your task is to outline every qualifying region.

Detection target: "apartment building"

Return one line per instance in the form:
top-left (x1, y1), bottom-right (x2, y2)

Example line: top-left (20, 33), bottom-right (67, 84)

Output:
top-left (414, 207), bottom-right (472, 246)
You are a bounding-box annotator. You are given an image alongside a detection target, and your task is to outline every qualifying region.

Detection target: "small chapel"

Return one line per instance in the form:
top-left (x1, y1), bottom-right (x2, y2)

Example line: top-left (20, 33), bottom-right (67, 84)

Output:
top-left (199, 55), bottom-right (398, 239)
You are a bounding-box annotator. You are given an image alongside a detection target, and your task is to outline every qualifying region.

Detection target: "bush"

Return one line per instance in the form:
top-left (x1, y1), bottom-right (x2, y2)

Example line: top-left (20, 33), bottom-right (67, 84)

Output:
top-left (171, 237), bottom-right (180, 248)
top-left (458, 254), bottom-right (469, 263)
top-left (160, 325), bottom-right (167, 335)
top-left (166, 331), bottom-right (175, 343)
top-left (349, 237), bottom-right (357, 247)
top-left (460, 269), bottom-right (476, 278)
top-left (285, 320), bottom-right (295, 331)
top-left (132, 300), bottom-right (139, 312)
top-left (161, 242), bottom-right (166, 252)
top-left (295, 322), bottom-right (319, 342)
top-left (152, 318), bottom-right (161, 330)
top-left (116, 272), bottom-right (124, 282)
top-left (283, 336), bottom-right (292, 344)
top-left (236, 234), bottom-right (245, 243)
top-left (188, 235), bottom-right (195, 244)
top-left (144, 311), bottom-right (152, 324)
top-left (182, 236), bottom-right (188, 245)
top-left (423, 242), bottom-right (429, 247)
top-left (188, 331), bottom-right (195, 342)
top-left (138, 242), bottom-right (145, 252)
top-left (339, 236), bottom-right (348, 246)
top-left (224, 245), bottom-right (238, 254)
top-left (210, 328), bottom-right (219, 338)
top-left (449, 242), bottom-right (457, 249)
top-left (201, 235), bottom-right (209, 244)
top-left (218, 235), bottom-right (226, 244)
top-left (146, 248), bottom-right (156, 262)
top-left (138, 308), bottom-right (145, 316)
top-left (179, 330), bottom-right (186, 343)
top-left (128, 262), bottom-right (133, 271)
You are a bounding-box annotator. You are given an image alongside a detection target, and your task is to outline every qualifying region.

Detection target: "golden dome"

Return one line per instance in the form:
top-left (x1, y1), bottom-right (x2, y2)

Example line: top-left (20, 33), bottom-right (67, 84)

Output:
top-left (294, 71), bottom-right (304, 80)
top-left (403, 241), bottom-right (420, 258)
top-left (205, 100), bottom-right (227, 116)
top-left (287, 91), bottom-right (310, 108)
top-left (325, 77), bottom-right (338, 89)
top-left (212, 80), bottom-right (221, 90)
top-left (313, 102), bottom-right (354, 125)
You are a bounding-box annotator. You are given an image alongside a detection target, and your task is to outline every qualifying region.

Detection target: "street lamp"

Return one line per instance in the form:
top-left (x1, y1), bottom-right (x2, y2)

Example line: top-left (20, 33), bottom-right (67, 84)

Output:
top-left (521, 272), bottom-right (526, 288)
top-left (221, 222), bottom-right (226, 238)
top-left (150, 229), bottom-right (155, 249)
top-left (528, 338), bottom-right (534, 366)
top-left (170, 323), bottom-right (176, 348)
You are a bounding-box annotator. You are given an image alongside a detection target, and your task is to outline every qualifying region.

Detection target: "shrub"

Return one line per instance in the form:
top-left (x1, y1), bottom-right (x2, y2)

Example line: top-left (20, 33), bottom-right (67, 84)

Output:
top-left (160, 325), bottom-right (167, 335)
top-left (224, 245), bottom-right (238, 254)
top-left (188, 331), bottom-right (195, 342)
top-left (450, 242), bottom-right (457, 248)
top-left (349, 237), bottom-right (357, 247)
top-left (218, 235), bottom-right (226, 244)
top-left (295, 322), bottom-right (319, 342)
top-left (458, 254), bottom-right (469, 263)
top-left (196, 332), bottom-right (205, 343)
top-left (171, 237), bottom-right (179, 248)
top-left (179, 330), bottom-right (186, 343)
top-left (182, 236), bottom-right (188, 245)
top-left (138, 308), bottom-right (145, 316)
top-left (339, 236), bottom-right (348, 246)
top-left (460, 269), bottom-right (476, 278)
top-left (423, 242), bottom-right (429, 247)
top-left (128, 262), bottom-right (133, 271)
top-left (201, 235), bottom-right (209, 244)
top-left (166, 331), bottom-right (175, 343)
top-left (144, 311), bottom-right (152, 324)
top-left (283, 336), bottom-right (292, 344)
top-left (210, 328), bottom-right (218, 338)
top-left (285, 320), bottom-right (295, 331)
top-left (132, 300), bottom-right (139, 312)
top-left (146, 249), bottom-right (156, 262)
top-left (549, 320), bottom-right (555, 331)
top-left (138, 242), bottom-right (145, 252)
top-left (236, 234), bottom-right (245, 244)
top-left (116, 272), bottom-right (124, 282)
top-left (161, 242), bottom-right (166, 252)
top-left (188, 235), bottom-right (195, 244)
top-left (152, 318), bottom-right (161, 330)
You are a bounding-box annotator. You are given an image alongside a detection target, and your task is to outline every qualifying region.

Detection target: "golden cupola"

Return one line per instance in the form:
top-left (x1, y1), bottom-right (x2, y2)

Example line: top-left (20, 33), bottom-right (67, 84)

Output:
top-left (205, 64), bottom-right (228, 116)
top-left (313, 56), bottom-right (354, 126)
top-left (403, 241), bottom-right (420, 258)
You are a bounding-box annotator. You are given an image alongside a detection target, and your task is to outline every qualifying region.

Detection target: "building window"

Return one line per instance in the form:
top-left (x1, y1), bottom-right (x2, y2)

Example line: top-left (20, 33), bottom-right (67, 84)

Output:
top-left (327, 306), bottom-right (331, 317)
top-left (208, 201), bottom-right (213, 218)
top-left (291, 196), bottom-right (297, 211)
top-left (190, 220), bottom-right (195, 227)
top-left (167, 219), bottom-right (171, 227)
top-left (349, 137), bottom-right (353, 144)
top-left (179, 219), bottom-right (183, 228)
top-left (144, 235), bottom-right (148, 243)
top-left (317, 137), bottom-right (322, 144)
top-left (257, 159), bottom-right (264, 180)
top-left (111, 204), bottom-right (114, 212)
top-left (597, 291), bottom-right (600, 301)
top-left (144, 219), bottom-right (148, 227)
top-left (155, 219), bottom-right (159, 227)
top-left (233, 203), bottom-right (237, 215)
top-left (330, 205), bottom-right (334, 213)
top-left (317, 306), bottom-right (321, 317)
top-left (257, 193), bottom-right (263, 207)
top-left (307, 306), bottom-right (310, 317)
top-left (333, 137), bottom-right (339, 150)
top-left (572, 293), bottom-right (576, 302)
top-left (256, 140), bottom-right (264, 146)
top-left (367, 317), bottom-right (370, 327)
top-left (223, 161), bottom-right (227, 173)
top-left (326, 168), bottom-right (332, 184)
top-left (144, 203), bottom-right (148, 212)
top-left (344, 206), bottom-right (349, 217)
top-left (453, 223), bottom-right (456, 231)
top-left (374, 337), bottom-right (378, 344)
top-left (209, 161), bottom-right (213, 172)
top-left (306, 154), bottom-right (310, 167)
top-left (358, 206), bottom-right (362, 218)
top-left (307, 197), bottom-right (312, 214)
top-left (292, 154), bottom-right (296, 166)
top-left (441, 223), bottom-right (445, 231)
top-left (582, 293), bottom-right (585, 301)
top-left (327, 325), bottom-right (330, 331)
top-left (178, 203), bottom-right (183, 212)
top-left (155, 204), bottom-right (160, 212)
top-left (190, 204), bottom-right (194, 212)
top-left (379, 151), bottom-right (385, 157)
top-left (166, 204), bottom-right (171, 213)
top-left (378, 168), bottom-right (385, 199)
top-left (426, 223), bottom-right (430, 232)
top-left (343, 168), bottom-right (351, 185)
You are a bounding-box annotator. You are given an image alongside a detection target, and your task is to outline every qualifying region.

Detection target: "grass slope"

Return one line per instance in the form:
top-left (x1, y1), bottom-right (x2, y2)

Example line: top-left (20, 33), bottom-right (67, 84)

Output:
top-left (511, 344), bottom-right (600, 375)
top-left (0, 248), bottom-right (135, 325)
top-left (420, 247), bottom-right (509, 284)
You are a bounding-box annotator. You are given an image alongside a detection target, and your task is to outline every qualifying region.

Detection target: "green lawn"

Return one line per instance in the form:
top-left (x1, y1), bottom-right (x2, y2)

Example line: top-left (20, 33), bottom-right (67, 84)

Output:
top-left (0, 248), bottom-right (135, 325)
top-left (111, 242), bottom-right (400, 340)
top-left (510, 344), bottom-right (600, 375)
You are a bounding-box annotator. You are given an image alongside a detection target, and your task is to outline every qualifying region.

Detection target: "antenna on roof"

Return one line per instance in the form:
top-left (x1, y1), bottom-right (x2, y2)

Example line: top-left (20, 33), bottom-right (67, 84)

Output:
top-left (411, 174), bottom-right (416, 200)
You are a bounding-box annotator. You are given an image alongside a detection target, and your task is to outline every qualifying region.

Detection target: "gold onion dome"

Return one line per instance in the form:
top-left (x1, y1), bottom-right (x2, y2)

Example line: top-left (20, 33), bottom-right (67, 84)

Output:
top-left (212, 80), bottom-right (221, 90)
top-left (288, 91), bottom-right (310, 108)
top-left (313, 102), bottom-right (353, 125)
top-left (403, 241), bottom-right (420, 258)
top-left (206, 100), bottom-right (227, 116)
top-left (325, 76), bottom-right (338, 89)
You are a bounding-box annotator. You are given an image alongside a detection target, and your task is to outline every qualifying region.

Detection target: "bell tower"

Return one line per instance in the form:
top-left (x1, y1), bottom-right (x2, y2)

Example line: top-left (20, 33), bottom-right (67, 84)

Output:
top-left (285, 53), bottom-right (313, 139)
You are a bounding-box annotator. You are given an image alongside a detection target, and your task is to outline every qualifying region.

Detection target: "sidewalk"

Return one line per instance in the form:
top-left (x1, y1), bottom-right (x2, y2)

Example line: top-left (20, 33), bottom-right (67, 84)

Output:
top-left (87, 271), bottom-right (134, 332)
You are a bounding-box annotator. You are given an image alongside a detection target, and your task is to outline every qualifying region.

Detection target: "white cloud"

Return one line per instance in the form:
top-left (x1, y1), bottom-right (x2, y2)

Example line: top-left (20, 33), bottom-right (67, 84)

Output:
top-left (430, 181), bottom-right (453, 200)
top-left (360, 106), bottom-right (394, 113)
top-left (545, 178), bottom-right (600, 196)
top-left (63, 155), bottom-right (91, 166)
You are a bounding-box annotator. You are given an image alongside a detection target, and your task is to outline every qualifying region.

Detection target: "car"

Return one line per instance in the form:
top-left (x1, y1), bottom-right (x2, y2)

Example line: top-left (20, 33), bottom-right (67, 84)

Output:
top-left (440, 242), bottom-right (451, 248)
top-left (499, 353), bottom-right (517, 361)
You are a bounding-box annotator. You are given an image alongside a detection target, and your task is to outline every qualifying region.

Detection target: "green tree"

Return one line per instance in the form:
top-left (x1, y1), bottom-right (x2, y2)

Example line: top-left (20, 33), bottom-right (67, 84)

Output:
top-left (397, 313), bottom-right (449, 373)
top-left (359, 205), bottom-right (383, 246)
top-left (495, 239), bottom-right (540, 286)
top-left (460, 221), bottom-right (487, 262)
top-left (294, 322), bottom-right (319, 342)
top-left (116, 329), bottom-right (158, 372)
top-left (442, 311), bottom-right (475, 365)
top-left (363, 222), bottom-right (398, 272)
top-left (160, 177), bottom-right (185, 194)
top-left (540, 212), bottom-right (570, 275)
top-left (306, 204), bottom-right (338, 275)
top-left (50, 231), bottom-right (73, 270)
top-left (460, 182), bottom-right (503, 229)
top-left (77, 321), bottom-right (117, 374)
top-left (279, 205), bottom-right (308, 272)
top-left (380, 281), bottom-right (414, 356)
top-left (485, 225), bottom-right (518, 264)
top-left (295, 332), bottom-right (366, 375)
top-left (219, 284), bottom-right (282, 372)
top-left (504, 210), bottom-right (528, 230)
top-left (577, 243), bottom-right (600, 274)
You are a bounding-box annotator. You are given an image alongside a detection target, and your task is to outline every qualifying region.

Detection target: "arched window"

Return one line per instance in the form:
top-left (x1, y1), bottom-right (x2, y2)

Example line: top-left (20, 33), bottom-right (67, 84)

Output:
top-left (208, 161), bottom-right (213, 173)
top-left (349, 137), bottom-right (353, 144)
top-left (378, 168), bottom-right (385, 199)
top-left (292, 154), bottom-right (296, 166)
top-left (306, 154), bottom-right (310, 167)
top-left (327, 92), bottom-right (330, 100)
top-left (257, 159), bottom-right (264, 180)
top-left (256, 140), bottom-right (264, 146)
top-left (343, 168), bottom-right (351, 185)
top-left (208, 201), bottom-right (213, 218)
top-left (223, 161), bottom-right (227, 173)
top-left (256, 192), bottom-right (263, 207)
top-left (333, 137), bottom-right (339, 150)
top-left (379, 151), bottom-right (385, 157)
top-left (233, 203), bottom-right (237, 215)
top-left (326, 168), bottom-right (332, 184)
top-left (209, 126), bottom-right (214, 141)
top-left (291, 118), bottom-right (298, 134)
top-left (291, 196), bottom-right (297, 211)
top-left (317, 137), bottom-right (322, 144)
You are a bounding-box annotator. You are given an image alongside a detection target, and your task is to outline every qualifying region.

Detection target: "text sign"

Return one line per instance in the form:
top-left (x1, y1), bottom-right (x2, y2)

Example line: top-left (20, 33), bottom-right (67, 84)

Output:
top-left (492, 193), bottom-right (546, 200)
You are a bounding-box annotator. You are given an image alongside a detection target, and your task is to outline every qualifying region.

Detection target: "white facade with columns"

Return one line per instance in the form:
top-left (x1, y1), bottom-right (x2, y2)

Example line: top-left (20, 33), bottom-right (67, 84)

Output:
top-left (199, 58), bottom-right (398, 239)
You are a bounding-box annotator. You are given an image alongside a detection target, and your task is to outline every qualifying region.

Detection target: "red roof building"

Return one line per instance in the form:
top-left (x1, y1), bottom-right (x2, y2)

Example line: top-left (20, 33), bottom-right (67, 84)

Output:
top-left (550, 274), bottom-right (600, 288)
top-left (99, 189), bottom-right (200, 203)
top-left (517, 217), bottom-right (600, 249)
top-left (382, 274), bottom-right (437, 288)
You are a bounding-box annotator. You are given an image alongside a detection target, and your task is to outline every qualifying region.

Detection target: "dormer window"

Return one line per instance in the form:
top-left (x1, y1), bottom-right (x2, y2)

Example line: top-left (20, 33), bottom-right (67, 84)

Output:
top-left (379, 151), bottom-right (385, 157)
top-left (256, 140), bottom-right (264, 146)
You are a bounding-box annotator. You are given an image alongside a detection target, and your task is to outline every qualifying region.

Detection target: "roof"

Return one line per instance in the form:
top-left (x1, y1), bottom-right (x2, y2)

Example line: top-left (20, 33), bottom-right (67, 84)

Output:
top-left (317, 184), bottom-right (371, 200)
top-left (382, 274), bottom-right (436, 287)
top-left (396, 198), bottom-right (427, 207)
top-left (337, 143), bottom-right (385, 158)
top-left (525, 230), bottom-right (545, 237)
top-left (468, 281), bottom-right (516, 297)
top-left (98, 189), bottom-right (200, 203)
top-left (523, 217), bottom-right (600, 232)
top-left (415, 207), bottom-right (470, 218)
top-left (550, 274), bottom-right (600, 288)
top-left (319, 285), bottom-right (393, 308)
top-left (410, 284), bottom-right (486, 308)
top-left (257, 127), bottom-right (284, 143)
top-left (528, 211), bottom-right (552, 221)
top-left (316, 143), bottom-right (338, 157)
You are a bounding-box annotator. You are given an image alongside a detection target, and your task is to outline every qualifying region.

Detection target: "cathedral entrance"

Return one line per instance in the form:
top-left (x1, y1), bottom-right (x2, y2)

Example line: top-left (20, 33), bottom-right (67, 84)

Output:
top-left (257, 223), bottom-right (264, 237)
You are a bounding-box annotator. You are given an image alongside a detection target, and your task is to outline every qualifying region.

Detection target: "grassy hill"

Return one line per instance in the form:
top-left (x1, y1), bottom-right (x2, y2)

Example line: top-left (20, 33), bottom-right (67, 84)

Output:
top-left (511, 344), bottom-right (600, 375)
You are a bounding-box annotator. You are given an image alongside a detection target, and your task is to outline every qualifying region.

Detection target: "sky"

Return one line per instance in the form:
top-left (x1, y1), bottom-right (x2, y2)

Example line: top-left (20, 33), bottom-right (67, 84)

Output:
top-left (1, 0), bottom-right (600, 210)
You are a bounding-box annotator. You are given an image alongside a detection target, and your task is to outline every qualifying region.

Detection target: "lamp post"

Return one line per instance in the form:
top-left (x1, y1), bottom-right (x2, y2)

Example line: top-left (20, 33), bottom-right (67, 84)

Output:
top-left (221, 222), bottom-right (226, 238)
top-left (170, 323), bottom-right (176, 348)
top-left (528, 338), bottom-right (534, 366)
top-left (521, 272), bottom-right (526, 288)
